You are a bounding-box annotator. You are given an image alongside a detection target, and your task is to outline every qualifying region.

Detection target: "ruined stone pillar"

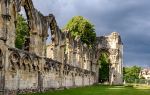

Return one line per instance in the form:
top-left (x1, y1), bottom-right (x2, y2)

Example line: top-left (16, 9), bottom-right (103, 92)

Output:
top-left (0, 0), bottom-right (16, 47)
top-left (0, 0), bottom-right (7, 42)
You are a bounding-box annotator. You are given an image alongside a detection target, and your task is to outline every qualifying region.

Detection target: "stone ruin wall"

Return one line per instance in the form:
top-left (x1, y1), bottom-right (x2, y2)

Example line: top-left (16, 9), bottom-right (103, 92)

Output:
top-left (0, 0), bottom-right (123, 95)
top-left (0, 0), bottom-right (97, 94)
top-left (96, 32), bottom-right (123, 85)
top-left (47, 31), bottom-right (123, 85)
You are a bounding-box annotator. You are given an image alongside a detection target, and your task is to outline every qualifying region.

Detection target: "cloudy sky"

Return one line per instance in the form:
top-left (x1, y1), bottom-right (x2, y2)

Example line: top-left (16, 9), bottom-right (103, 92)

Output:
top-left (32, 0), bottom-right (150, 67)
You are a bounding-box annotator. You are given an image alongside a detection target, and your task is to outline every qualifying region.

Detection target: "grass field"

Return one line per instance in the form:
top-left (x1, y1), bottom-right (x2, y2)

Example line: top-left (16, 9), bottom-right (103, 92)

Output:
top-left (23, 85), bottom-right (150, 95)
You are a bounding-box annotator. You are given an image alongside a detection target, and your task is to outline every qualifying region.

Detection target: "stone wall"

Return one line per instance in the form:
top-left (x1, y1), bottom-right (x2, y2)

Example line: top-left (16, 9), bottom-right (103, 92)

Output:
top-left (0, 0), bottom-right (123, 95)
top-left (0, 47), bottom-right (96, 95)
top-left (47, 31), bottom-right (123, 85)
top-left (96, 32), bottom-right (123, 85)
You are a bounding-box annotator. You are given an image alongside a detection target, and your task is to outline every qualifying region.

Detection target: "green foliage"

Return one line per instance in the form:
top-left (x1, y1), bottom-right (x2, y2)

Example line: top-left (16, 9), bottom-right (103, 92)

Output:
top-left (123, 66), bottom-right (141, 83)
top-left (98, 53), bottom-right (109, 82)
top-left (98, 53), bottom-right (109, 64)
top-left (64, 16), bottom-right (96, 47)
top-left (140, 76), bottom-right (145, 79)
top-left (15, 14), bottom-right (29, 49)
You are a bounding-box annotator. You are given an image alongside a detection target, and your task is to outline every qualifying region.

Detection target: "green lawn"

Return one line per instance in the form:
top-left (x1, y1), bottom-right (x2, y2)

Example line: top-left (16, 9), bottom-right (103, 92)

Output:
top-left (23, 85), bottom-right (150, 95)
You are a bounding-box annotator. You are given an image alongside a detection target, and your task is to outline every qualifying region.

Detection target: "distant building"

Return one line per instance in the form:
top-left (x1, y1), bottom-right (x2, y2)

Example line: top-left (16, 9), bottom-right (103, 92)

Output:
top-left (139, 68), bottom-right (150, 79)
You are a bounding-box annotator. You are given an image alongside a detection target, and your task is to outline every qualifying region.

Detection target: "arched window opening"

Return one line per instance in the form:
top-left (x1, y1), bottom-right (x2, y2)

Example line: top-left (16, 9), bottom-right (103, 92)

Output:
top-left (15, 6), bottom-right (30, 51)
top-left (46, 27), bottom-right (52, 45)
top-left (46, 27), bottom-right (53, 58)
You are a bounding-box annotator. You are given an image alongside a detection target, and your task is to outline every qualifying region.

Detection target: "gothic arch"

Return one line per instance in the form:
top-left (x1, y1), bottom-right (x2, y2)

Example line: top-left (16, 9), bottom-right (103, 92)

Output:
top-left (96, 48), bottom-right (110, 63)
top-left (46, 14), bottom-right (60, 45)
top-left (9, 51), bottom-right (21, 70)
top-left (12, 0), bottom-right (35, 51)
top-left (21, 54), bottom-right (32, 71)
top-left (96, 48), bottom-right (111, 83)
top-left (13, 0), bottom-right (35, 29)
top-left (21, 0), bottom-right (35, 29)
top-left (32, 57), bottom-right (40, 71)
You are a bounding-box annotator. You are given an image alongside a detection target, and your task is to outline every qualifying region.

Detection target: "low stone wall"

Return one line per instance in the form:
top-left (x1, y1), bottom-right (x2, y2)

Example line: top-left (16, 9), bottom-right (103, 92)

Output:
top-left (1, 47), bottom-right (96, 95)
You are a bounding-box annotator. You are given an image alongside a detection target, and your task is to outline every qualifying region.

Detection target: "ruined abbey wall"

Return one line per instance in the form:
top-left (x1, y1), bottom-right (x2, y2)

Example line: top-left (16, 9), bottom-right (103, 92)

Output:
top-left (46, 31), bottom-right (123, 85)
top-left (96, 32), bottom-right (123, 84)
top-left (0, 0), bottom-right (123, 95)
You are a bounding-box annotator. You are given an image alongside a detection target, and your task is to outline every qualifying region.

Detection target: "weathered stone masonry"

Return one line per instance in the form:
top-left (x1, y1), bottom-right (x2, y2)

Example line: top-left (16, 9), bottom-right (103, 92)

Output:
top-left (0, 0), bottom-right (123, 95)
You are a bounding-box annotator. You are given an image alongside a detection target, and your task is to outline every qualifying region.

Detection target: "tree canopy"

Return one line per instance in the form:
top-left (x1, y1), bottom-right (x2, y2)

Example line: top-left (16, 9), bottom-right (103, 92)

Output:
top-left (64, 16), bottom-right (96, 47)
top-left (15, 14), bottom-right (29, 49)
top-left (123, 66), bottom-right (141, 83)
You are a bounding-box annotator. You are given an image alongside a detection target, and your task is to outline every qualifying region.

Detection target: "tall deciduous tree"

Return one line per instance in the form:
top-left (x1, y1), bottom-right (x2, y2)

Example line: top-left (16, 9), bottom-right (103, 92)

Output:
top-left (64, 16), bottom-right (96, 47)
top-left (123, 66), bottom-right (141, 83)
top-left (15, 14), bottom-right (29, 49)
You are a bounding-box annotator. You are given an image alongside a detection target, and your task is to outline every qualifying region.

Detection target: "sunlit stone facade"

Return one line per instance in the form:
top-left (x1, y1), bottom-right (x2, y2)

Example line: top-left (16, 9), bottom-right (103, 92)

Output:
top-left (0, 0), bottom-right (123, 95)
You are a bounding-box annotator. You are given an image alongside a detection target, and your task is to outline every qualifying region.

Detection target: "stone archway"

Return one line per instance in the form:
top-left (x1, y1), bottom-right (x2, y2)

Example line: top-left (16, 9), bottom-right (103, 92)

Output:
top-left (98, 51), bottom-right (110, 83)
top-left (95, 32), bottom-right (123, 85)
top-left (9, 0), bottom-right (48, 56)
top-left (14, 0), bottom-right (35, 51)
top-left (9, 51), bottom-right (21, 71)
top-left (46, 14), bottom-right (64, 62)
top-left (21, 54), bottom-right (32, 71)
top-left (46, 14), bottom-right (60, 46)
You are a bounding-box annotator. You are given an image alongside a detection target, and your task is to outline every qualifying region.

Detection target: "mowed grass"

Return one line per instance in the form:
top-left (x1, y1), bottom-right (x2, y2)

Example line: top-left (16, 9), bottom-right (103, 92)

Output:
top-left (23, 85), bottom-right (150, 95)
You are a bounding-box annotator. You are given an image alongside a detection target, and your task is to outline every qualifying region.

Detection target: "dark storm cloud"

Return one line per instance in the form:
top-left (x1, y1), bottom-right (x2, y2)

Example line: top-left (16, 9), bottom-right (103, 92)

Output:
top-left (32, 0), bottom-right (150, 67)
